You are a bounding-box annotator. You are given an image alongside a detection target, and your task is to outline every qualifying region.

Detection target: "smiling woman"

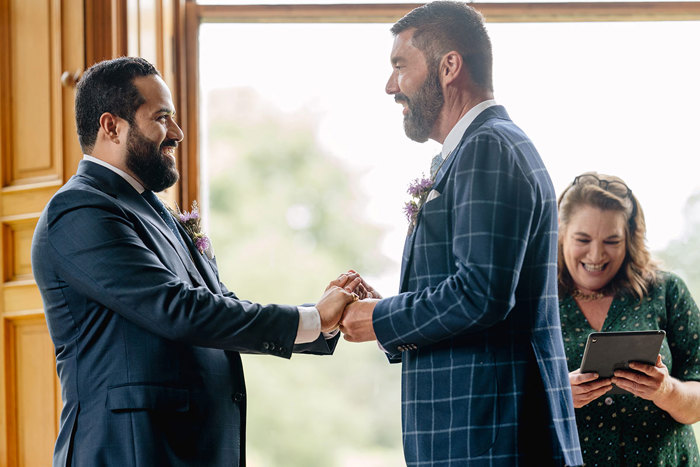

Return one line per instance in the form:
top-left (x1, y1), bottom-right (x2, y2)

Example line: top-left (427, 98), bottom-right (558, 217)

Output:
top-left (558, 172), bottom-right (700, 465)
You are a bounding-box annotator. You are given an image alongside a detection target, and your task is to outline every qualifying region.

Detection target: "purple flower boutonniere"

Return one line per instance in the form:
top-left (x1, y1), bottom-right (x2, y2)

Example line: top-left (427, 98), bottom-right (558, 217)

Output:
top-left (403, 176), bottom-right (433, 230)
top-left (177, 201), bottom-right (213, 258)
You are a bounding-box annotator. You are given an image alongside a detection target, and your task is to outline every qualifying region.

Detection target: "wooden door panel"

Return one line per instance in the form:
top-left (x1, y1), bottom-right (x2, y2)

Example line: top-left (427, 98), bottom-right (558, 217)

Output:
top-left (0, 0), bottom-right (84, 465)
top-left (4, 316), bottom-right (59, 466)
top-left (6, 0), bottom-right (63, 186)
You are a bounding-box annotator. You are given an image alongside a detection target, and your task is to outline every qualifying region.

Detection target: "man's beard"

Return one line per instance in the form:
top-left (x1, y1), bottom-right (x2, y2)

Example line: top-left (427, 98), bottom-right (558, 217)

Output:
top-left (398, 66), bottom-right (444, 143)
top-left (125, 125), bottom-right (179, 192)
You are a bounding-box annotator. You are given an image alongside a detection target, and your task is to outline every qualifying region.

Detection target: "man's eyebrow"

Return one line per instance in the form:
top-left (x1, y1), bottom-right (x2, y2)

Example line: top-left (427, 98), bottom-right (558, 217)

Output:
top-left (155, 107), bottom-right (176, 116)
top-left (391, 56), bottom-right (404, 65)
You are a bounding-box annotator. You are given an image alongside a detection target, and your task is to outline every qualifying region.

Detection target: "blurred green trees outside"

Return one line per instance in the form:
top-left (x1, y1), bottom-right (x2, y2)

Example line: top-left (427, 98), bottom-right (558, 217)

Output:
top-left (205, 88), bottom-right (403, 467)
top-left (657, 191), bottom-right (700, 300)
top-left (656, 191), bottom-right (700, 445)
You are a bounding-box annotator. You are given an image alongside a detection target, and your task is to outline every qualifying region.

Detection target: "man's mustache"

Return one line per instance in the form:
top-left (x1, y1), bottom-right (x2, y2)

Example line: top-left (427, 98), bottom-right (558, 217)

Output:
top-left (394, 94), bottom-right (410, 105)
top-left (160, 140), bottom-right (178, 149)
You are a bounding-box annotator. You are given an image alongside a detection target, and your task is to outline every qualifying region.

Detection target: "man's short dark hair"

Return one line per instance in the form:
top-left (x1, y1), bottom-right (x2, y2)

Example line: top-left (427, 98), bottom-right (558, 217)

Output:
top-left (75, 57), bottom-right (160, 153)
top-left (391, 1), bottom-right (493, 92)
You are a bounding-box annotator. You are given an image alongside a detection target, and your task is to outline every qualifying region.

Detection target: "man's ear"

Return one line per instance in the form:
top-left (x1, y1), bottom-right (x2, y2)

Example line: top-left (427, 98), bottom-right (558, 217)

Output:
top-left (98, 112), bottom-right (126, 144)
top-left (439, 51), bottom-right (464, 87)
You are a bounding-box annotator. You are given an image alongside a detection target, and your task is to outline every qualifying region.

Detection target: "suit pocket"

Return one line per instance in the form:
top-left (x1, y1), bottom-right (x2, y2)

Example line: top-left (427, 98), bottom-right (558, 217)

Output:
top-left (455, 351), bottom-right (499, 457)
top-left (106, 384), bottom-right (189, 413)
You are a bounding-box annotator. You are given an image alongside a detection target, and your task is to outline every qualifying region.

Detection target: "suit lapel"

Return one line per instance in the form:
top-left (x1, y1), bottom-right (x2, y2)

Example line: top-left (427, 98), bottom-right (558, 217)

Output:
top-left (175, 221), bottom-right (222, 294)
top-left (76, 160), bottom-right (210, 290)
top-left (398, 106), bottom-right (511, 291)
top-left (399, 228), bottom-right (416, 292)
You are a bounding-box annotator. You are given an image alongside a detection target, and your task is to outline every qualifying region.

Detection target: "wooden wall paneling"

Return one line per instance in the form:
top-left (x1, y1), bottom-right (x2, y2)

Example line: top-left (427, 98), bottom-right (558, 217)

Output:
top-left (84, 0), bottom-right (128, 66)
top-left (1, 218), bottom-right (38, 284)
top-left (4, 315), bottom-right (59, 467)
top-left (0, 0), bottom-right (84, 465)
top-left (0, 0), bottom-right (11, 194)
top-left (85, 0), bottom-right (114, 66)
top-left (61, 0), bottom-right (86, 181)
top-left (197, 2), bottom-right (700, 23)
top-left (179, 0), bottom-right (199, 210)
top-left (6, 0), bottom-right (63, 186)
top-left (0, 3), bottom-right (10, 462)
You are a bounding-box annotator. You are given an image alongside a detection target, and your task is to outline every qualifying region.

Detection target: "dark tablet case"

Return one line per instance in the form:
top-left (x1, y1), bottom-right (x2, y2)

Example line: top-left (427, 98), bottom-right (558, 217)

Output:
top-left (580, 330), bottom-right (666, 395)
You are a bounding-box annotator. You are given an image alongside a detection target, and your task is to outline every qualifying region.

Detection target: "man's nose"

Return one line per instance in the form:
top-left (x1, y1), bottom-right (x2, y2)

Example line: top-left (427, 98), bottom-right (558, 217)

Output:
top-left (385, 72), bottom-right (399, 95)
top-left (169, 120), bottom-right (184, 142)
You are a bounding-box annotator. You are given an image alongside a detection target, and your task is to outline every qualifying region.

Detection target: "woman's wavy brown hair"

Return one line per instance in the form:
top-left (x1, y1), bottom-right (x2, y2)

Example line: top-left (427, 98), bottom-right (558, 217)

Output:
top-left (557, 172), bottom-right (657, 301)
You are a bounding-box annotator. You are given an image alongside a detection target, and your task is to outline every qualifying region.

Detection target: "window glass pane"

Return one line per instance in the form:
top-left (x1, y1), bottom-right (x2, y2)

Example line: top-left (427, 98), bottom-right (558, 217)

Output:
top-left (199, 20), bottom-right (700, 465)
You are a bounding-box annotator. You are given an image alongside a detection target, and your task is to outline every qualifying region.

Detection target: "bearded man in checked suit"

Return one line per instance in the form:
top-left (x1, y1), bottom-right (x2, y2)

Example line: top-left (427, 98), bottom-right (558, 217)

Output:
top-left (340, 2), bottom-right (583, 465)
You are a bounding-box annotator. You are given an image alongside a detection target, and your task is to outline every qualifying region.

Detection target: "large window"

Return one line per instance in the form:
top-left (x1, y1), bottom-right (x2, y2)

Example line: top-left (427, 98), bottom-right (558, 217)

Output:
top-left (194, 5), bottom-right (700, 466)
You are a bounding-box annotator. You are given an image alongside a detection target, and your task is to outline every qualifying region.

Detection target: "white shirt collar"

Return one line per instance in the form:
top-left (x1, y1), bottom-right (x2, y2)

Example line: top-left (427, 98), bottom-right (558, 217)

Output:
top-left (83, 155), bottom-right (145, 194)
top-left (441, 99), bottom-right (498, 159)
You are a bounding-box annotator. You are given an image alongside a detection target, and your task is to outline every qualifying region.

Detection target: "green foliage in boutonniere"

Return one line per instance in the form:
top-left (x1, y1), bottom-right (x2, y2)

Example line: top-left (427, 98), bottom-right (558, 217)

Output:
top-left (176, 201), bottom-right (212, 257)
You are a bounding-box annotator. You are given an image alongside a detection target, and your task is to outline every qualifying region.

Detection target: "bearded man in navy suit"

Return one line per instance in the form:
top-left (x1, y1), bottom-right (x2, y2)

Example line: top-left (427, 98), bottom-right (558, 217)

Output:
top-left (340, 2), bottom-right (583, 465)
top-left (31, 57), bottom-right (359, 466)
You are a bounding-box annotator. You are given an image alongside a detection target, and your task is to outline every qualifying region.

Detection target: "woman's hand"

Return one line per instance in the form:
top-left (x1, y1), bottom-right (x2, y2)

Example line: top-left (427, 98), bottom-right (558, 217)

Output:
top-left (569, 368), bottom-right (613, 408)
top-left (610, 355), bottom-right (700, 424)
top-left (612, 355), bottom-right (673, 402)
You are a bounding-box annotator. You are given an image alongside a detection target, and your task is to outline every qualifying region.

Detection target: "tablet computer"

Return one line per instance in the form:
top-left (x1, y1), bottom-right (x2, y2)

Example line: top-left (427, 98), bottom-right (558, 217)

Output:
top-left (580, 330), bottom-right (666, 395)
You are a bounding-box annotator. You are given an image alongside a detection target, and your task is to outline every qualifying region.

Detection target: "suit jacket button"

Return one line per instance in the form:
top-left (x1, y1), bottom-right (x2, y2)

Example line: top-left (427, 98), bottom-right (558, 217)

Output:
top-left (269, 343), bottom-right (276, 351)
top-left (262, 342), bottom-right (270, 350)
top-left (232, 392), bottom-right (245, 402)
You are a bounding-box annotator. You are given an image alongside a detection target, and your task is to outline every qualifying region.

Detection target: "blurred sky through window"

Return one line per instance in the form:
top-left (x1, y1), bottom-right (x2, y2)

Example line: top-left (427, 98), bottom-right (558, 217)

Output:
top-left (199, 20), bottom-right (700, 294)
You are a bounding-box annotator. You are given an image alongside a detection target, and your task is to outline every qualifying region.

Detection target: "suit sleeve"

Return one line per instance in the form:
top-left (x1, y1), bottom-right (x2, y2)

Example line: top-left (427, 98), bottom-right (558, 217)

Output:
top-left (207, 254), bottom-right (339, 355)
top-left (373, 132), bottom-right (537, 354)
top-left (293, 333), bottom-right (340, 355)
top-left (45, 190), bottom-right (300, 358)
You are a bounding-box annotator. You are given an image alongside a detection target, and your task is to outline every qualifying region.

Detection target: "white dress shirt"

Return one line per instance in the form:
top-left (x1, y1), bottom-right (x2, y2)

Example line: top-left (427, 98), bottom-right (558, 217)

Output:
top-left (441, 99), bottom-right (497, 160)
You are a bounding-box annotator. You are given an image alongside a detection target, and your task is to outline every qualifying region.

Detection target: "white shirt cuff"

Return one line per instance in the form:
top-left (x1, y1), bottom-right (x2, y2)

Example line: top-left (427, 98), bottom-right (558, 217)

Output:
top-left (295, 306), bottom-right (321, 344)
top-left (323, 329), bottom-right (340, 339)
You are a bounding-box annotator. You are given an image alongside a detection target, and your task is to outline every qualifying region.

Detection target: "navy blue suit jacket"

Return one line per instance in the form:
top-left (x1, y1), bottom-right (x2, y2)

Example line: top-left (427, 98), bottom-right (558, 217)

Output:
top-left (31, 160), bottom-right (336, 466)
top-left (373, 106), bottom-right (583, 466)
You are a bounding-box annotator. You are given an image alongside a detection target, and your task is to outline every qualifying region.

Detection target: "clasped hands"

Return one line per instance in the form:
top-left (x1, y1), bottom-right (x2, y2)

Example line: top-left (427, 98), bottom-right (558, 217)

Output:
top-left (315, 271), bottom-right (382, 342)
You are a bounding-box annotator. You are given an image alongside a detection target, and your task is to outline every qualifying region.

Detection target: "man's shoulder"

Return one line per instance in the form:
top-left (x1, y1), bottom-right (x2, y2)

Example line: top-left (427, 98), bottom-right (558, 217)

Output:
top-left (464, 109), bottom-right (531, 151)
top-left (45, 174), bottom-right (124, 221)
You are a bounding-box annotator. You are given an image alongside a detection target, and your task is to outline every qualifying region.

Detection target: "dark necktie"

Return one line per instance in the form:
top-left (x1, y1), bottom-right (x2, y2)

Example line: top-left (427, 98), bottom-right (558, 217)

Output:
top-left (142, 190), bottom-right (187, 249)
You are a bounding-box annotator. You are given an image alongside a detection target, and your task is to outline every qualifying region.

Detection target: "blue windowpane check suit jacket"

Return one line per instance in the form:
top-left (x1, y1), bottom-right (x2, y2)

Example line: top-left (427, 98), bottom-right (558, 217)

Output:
top-left (31, 160), bottom-right (337, 466)
top-left (373, 106), bottom-right (583, 466)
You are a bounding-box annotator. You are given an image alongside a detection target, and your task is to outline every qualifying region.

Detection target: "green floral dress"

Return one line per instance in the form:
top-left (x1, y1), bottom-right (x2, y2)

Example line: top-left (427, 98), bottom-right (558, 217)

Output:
top-left (560, 271), bottom-right (700, 466)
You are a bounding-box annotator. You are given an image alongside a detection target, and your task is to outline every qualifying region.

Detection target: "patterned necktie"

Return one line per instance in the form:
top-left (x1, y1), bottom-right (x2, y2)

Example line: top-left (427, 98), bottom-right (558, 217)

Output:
top-left (430, 153), bottom-right (444, 180)
top-left (142, 190), bottom-right (187, 248)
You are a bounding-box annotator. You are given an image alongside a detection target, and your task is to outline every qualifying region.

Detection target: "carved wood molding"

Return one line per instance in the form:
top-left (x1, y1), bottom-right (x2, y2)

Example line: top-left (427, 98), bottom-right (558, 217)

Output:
top-left (196, 2), bottom-right (700, 23)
